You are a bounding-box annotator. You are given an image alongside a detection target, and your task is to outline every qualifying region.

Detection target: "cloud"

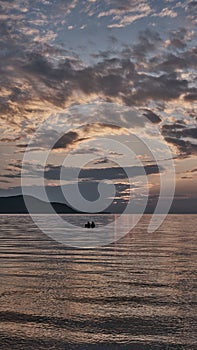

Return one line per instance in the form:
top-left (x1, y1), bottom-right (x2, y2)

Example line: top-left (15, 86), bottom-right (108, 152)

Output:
top-left (163, 124), bottom-right (197, 139)
top-left (23, 51), bottom-right (189, 109)
top-left (132, 29), bottom-right (162, 61)
top-left (166, 28), bottom-right (189, 50)
top-left (21, 55), bottom-right (136, 110)
top-left (71, 147), bottom-right (123, 156)
top-left (162, 123), bottom-right (197, 156)
top-left (53, 122), bottom-right (128, 151)
top-left (93, 157), bottom-right (112, 165)
top-left (184, 89), bottom-right (197, 101)
top-left (44, 163), bottom-right (162, 181)
top-left (155, 8), bottom-right (177, 18)
top-left (157, 54), bottom-right (187, 72)
top-left (149, 44), bottom-right (197, 87)
top-left (190, 168), bottom-right (197, 173)
top-left (185, 0), bottom-right (197, 23)
top-left (107, 13), bottom-right (148, 28)
top-left (143, 109), bottom-right (162, 124)
top-left (71, 147), bottom-right (102, 155)
top-left (0, 0), bottom-right (196, 170)
top-left (182, 127), bottom-right (197, 139)
top-left (164, 137), bottom-right (197, 156)
top-left (0, 12), bottom-right (196, 141)
top-left (98, 1), bottom-right (152, 28)
top-left (124, 72), bottom-right (189, 105)
top-left (25, 122), bottom-right (129, 152)
top-left (5, 161), bottom-right (162, 182)
top-left (52, 131), bottom-right (86, 150)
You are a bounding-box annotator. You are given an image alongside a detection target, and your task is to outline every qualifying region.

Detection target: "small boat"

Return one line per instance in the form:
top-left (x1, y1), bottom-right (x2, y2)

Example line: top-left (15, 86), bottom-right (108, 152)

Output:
top-left (85, 221), bottom-right (95, 228)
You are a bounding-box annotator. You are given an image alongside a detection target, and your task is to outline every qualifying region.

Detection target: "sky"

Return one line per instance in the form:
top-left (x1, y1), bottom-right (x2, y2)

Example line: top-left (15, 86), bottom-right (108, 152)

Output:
top-left (0, 0), bottom-right (196, 213)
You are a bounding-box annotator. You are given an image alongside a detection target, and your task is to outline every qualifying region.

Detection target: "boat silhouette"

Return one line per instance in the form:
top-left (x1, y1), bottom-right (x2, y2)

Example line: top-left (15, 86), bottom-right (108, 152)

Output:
top-left (85, 221), bottom-right (95, 228)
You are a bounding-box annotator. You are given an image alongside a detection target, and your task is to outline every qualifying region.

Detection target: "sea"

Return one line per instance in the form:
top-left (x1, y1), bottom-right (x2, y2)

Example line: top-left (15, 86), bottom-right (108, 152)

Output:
top-left (0, 214), bottom-right (196, 350)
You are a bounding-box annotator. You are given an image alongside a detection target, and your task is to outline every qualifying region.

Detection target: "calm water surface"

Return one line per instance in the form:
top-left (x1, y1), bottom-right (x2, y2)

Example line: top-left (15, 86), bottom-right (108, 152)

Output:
top-left (0, 214), bottom-right (196, 350)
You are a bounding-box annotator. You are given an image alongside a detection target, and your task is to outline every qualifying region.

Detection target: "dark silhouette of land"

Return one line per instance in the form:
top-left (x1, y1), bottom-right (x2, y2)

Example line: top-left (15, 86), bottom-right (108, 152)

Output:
top-left (0, 195), bottom-right (79, 214)
top-left (0, 195), bottom-right (111, 214)
top-left (0, 195), bottom-right (196, 214)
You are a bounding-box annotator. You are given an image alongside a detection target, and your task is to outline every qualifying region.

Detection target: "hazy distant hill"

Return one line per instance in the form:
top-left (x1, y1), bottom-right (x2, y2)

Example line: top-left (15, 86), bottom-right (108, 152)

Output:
top-left (0, 195), bottom-right (79, 214)
top-left (0, 194), bottom-right (196, 214)
top-left (0, 195), bottom-right (112, 214)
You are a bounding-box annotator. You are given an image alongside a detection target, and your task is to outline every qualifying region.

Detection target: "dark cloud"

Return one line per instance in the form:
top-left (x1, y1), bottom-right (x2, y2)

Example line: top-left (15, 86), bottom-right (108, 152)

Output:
top-left (4, 158), bottom-right (164, 182)
top-left (44, 163), bottom-right (162, 181)
top-left (0, 0), bottom-right (196, 186)
top-left (143, 109), bottom-right (162, 124)
top-left (1, 38), bottom-right (193, 130)
top-left (162, 123), bottom-right (197, 156)
top-left (157, 54), bottom-right (186, 72)
top-left (0, 162), bottom-right (162, 183)
top-left (71, 147), bottom-right (102, 155)
top-left (124, 72), bottom-right (188, 105)
top-left (53, 131), bottom-right (85, 150)
top-left (167, 28), bottom-right (188, 50)
top-left (0, 179), bottom-right (10, 183)
top-left (93, 157), bottom-right (112, 165)
top-left (186, 0), bottom-right (197, 21)
top-left (0, 136), bottom-right (22, 142)
top-left (132, 29), bottom-right (162, 60)
top-left (21, 130), bottom-right (84, 152)
top-left (182, 127), bottom-right (197, 139)
top-left (0, 172), bottom-right (21, 179)
top-left (164, 137), bottom-right (197, 156)
top-left (184, 88), bottom-right (197, 101)
top-left (21, 55), bottom-right (137, 107)
top-left (71, 148), bottom-right (123, 156)
top-left (0, 25), bottom-right (195, 134)
top-left (190, 168), bottom-right (197, 173)
top-left (181, 176), bottom-right (192, 179)
top-left (147, 194), bottom-right (197, 214)
top-left (163, 124), bottom-right (197, 140)
top-left (23, 123), bottom-right (125, 152)
top-left (153, 47), bottom-right (197, 74)
top-left (162, 122), bottom-right (186, 137)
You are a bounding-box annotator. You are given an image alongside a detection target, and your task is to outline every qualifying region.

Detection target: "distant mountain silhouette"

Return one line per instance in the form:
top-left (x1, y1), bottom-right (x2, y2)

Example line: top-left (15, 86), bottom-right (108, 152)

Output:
top-left (0, 195), bottom-right (79, 214)
top-left (0, 195), bottom-right (111, 214)
top-left (0, 194), bottom-right (196, 214)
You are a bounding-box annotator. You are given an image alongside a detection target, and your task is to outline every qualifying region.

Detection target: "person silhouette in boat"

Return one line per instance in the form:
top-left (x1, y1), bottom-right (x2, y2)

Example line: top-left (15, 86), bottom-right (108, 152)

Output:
top-left (91, 221), bottom-right (95, 228)
top-left (85, 221), bottom-right (95, 228)
top-left (85, 221), bottom-right (91, 228)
